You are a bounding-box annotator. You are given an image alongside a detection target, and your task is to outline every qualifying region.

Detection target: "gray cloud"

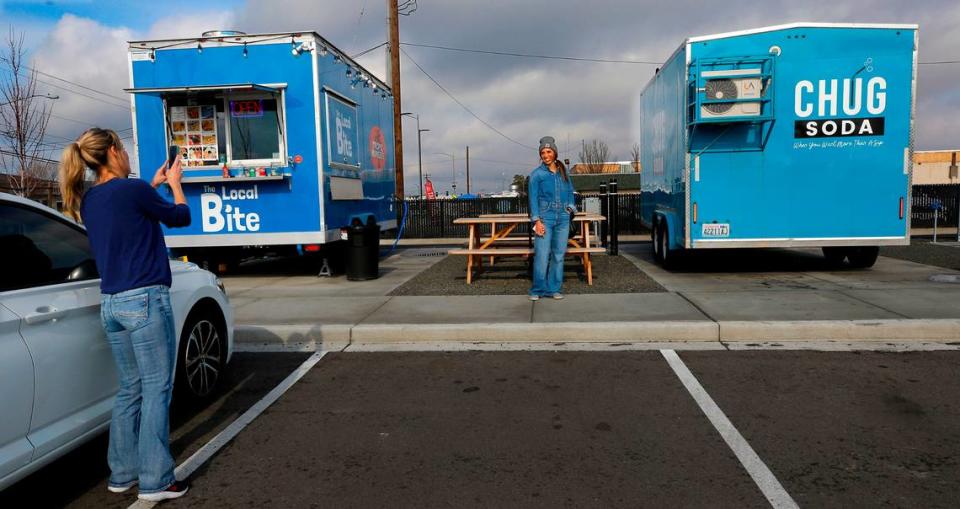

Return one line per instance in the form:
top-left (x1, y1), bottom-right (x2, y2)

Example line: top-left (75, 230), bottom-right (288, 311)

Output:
top-left (18, 0), bottom-right (960, 194)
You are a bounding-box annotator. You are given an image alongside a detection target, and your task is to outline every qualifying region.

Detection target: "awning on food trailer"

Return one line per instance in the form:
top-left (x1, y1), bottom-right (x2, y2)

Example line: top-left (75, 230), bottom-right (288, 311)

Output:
top-left (123, 83), bottom-right (286, 95)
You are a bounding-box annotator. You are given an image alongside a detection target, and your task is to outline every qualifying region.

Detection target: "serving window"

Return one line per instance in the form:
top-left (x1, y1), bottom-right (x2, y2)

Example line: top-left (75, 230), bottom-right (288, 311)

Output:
top-left (163, 87), bottom-right (286, 169)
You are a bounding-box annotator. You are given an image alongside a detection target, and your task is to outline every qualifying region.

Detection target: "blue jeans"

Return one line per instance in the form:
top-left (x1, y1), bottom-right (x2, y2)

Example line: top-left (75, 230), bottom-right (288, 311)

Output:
top-left (530, 211), bottom-right (569, 296)
top-left (100, 285), bottom-right (177, 493)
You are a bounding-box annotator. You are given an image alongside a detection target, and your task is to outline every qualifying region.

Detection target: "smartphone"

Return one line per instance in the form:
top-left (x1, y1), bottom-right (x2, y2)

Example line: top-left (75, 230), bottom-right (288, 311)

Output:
top-left (167, 145), bottom-right (179, 167)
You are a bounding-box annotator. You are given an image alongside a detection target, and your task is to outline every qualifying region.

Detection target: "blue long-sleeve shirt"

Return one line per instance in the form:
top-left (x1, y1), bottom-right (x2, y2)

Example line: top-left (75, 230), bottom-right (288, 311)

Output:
top-left (528, 163), bottom-right (576, 223)
top-left (80, 178), bottom-right (191, 294)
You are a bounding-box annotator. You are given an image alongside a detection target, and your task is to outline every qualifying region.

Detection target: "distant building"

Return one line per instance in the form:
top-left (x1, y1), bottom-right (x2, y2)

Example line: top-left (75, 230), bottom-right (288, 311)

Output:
top-left (0, 173), bottom-right (64, 210)
top-left (570, 173), bottom-right (640, 195)
top-left (913, 150), bottom-right (960, 185)
top-left (570, 161), bottom-right (641, 175)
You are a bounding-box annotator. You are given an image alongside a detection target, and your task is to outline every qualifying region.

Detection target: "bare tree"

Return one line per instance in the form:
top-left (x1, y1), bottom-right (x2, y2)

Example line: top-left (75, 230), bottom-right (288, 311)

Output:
top-left (0, 29), bottom-right (55, 198)
top-left (630, 142), bottom-right (641, 172)
top-left (511, 174), bottom-right (529, 196)
top-left (578, 139), bottom-right (609, 174)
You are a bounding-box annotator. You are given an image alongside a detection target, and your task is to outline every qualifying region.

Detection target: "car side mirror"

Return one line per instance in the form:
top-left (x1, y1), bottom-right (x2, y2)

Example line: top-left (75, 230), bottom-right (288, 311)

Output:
top-left (67, 259), bottom-right (99, 281)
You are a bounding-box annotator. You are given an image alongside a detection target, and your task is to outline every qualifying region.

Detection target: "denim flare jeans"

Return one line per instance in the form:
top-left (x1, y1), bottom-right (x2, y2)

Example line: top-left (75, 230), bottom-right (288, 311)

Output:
top-left (100, 285), bottom-right (177, 494)
top-left (530, 210), bottom-right (570, 297)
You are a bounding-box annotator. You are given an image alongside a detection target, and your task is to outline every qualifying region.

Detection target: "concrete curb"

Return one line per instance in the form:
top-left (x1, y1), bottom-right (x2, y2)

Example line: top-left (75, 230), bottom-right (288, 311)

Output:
top-left (350, 321), bottom-right (719, 343)
top-left (235, 319), bottom-right (960, 348)
top-left (235, 324), bottom-right (351, 352)
top-left (719, 319), bottom-right (960, 342)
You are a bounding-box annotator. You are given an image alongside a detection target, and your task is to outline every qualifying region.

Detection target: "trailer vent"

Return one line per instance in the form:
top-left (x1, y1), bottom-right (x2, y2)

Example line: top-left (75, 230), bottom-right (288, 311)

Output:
top-left (700, 69), bottom-right (763, 119)
top-left (704, 79), bottom-right (738, 114)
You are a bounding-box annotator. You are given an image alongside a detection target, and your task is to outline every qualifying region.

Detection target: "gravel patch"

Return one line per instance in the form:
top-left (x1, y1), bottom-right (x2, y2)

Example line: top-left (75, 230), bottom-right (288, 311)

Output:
top-left (881, 240), bottom-right (960, 271)
top-left (389, 253), bottom-right (665, 296)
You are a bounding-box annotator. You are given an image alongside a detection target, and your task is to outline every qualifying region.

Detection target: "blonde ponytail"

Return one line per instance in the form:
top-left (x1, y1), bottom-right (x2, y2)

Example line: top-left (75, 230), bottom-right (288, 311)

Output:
top-left (60, 143), bottom-right (87, 221)
top-left (58, 127), bottom-right (124, 221)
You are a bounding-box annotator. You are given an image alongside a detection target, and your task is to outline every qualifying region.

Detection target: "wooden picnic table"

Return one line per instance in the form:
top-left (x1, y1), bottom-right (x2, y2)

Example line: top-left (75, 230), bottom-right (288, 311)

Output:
top-left (449, 213), bottom-right (606, 284)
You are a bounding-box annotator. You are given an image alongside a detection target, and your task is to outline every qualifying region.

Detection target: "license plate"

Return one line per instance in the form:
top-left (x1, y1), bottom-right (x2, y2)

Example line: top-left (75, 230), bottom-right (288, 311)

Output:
top-left (702, 223), bottom-right (730, 238)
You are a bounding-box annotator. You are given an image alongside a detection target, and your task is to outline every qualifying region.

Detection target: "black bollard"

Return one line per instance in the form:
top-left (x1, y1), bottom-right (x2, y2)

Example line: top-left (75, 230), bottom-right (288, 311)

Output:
top-left (599, 182), bottom-right (608, 248)
top-left (609, 179), bottom-right (619, 255)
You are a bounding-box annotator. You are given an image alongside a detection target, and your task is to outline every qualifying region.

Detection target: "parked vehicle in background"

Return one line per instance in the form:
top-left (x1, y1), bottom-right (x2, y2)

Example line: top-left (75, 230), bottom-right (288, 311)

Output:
top-left (0, 192), bottom-right (234, 491)
top-left (125, 30), bottom-right (397, 273)
top-left (640, 23), bottom-right (918, 268)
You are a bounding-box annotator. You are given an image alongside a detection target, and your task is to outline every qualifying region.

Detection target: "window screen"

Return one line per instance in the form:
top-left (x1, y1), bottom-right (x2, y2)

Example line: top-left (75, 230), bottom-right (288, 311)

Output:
top-left (229, 97), bottom-right (281, 161)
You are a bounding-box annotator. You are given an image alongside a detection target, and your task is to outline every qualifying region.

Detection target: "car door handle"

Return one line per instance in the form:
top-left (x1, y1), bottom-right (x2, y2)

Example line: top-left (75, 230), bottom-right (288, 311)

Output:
top-left (24, 306), bottom-right (67, 325)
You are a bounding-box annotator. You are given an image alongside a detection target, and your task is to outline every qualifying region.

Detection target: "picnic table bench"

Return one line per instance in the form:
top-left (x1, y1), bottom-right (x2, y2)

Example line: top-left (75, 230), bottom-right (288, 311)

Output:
top-left (448, 213), bottom-right (606, 284)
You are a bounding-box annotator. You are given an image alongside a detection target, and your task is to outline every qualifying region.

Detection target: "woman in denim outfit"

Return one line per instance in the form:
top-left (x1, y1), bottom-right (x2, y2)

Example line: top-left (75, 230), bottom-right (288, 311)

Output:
top-left (528, 136), bottom-right (576, 300)
top-left (60, 128), bottom-right (191, 501)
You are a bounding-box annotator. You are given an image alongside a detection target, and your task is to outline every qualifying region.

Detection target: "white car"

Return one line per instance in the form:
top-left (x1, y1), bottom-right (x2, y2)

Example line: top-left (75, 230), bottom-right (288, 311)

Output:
top-left (0, 192), bottom-right (234, 491)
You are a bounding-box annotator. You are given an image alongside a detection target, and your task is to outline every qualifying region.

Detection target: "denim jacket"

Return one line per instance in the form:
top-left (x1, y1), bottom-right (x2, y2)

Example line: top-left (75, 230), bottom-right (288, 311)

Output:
top-left (528, 163), bottom-right (575, 223)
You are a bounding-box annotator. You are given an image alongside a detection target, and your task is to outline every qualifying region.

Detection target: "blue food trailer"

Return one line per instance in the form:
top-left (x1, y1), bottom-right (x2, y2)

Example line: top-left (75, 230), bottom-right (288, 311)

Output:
top-left (126, 30), bottom-right (396, 270)
top-left (639, 23), bottom-right (918, 268)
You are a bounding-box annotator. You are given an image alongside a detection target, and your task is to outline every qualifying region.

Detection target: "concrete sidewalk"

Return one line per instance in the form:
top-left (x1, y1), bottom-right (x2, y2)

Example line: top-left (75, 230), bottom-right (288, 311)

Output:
top-left (225, 245), bottom-right (960, 350)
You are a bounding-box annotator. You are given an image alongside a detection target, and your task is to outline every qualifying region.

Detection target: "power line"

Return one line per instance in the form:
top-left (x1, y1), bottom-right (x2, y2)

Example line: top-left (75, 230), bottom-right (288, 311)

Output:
top-left (0, 56), bottom-right (131, 108)
top-left (352, 42), bottom-right (387, 59)
top-left (402, 42), bottom-right (662, 65)
top-left (350, 0), bottom-right (369, 50)
top-left (400, 47), bottom-right (536, 151)
top-left (920, 60), bottom-right (960, 65)
top-left (0, 148), bottom-right (59, 164)
top-left (398, 0), bottom-right (418, 16)
top-left (5, 57), bottom-right (129, 102)
top-left (37, 79), bottom-right (129, 109)
top-left (49, 112), bottom-right (133, 131)
top-left (14, 74), bottom-right (131, 110)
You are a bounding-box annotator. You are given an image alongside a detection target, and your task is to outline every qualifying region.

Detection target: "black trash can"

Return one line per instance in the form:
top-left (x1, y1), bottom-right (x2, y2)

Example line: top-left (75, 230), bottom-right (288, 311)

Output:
top-left (346, 218), bottom-right (380, 281)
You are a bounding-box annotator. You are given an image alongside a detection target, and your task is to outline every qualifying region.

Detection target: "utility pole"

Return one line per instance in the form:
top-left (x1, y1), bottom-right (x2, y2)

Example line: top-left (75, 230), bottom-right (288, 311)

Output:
top-left (402, 112), bottom-right (429, 198)
top-left (387, 0), bottom-right (404, 199)
top-left (466, 145), bottom-right (470, 194)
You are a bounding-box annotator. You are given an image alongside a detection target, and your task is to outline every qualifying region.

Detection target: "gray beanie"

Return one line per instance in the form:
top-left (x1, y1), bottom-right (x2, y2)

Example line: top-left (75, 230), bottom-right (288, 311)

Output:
top-left (538, 136), bottom-right (558, 154)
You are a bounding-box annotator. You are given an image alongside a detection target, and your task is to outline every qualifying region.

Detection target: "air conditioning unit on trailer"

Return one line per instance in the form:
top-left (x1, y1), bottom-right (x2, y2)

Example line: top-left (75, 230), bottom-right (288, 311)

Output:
top-left (700, 68), bottom-right (762, 119)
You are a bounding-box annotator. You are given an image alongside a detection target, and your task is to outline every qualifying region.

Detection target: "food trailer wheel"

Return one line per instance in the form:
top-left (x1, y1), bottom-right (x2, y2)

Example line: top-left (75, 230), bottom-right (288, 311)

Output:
top-left (846, 246), bottom-right (879, 269)
top-left (822, 247), bottom-right (848, 267)
top-left (651, 220), bottom-right (662, 262)
top-left (658, 222), bottom-right (676, 269)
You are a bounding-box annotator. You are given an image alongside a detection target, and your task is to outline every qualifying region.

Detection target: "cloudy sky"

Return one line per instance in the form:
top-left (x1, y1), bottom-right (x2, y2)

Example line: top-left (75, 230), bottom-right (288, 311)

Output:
top-left (2, 0), bottom-right (957, 194)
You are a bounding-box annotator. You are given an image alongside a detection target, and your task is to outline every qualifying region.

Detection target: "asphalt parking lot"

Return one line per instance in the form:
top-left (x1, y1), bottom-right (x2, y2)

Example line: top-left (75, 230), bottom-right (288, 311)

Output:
top-left (0, 353), bottom-right (310, 509)
top-left (5, 243), bottom-right (960, 508)
top-left (9, 349), bottom-right (956, 508)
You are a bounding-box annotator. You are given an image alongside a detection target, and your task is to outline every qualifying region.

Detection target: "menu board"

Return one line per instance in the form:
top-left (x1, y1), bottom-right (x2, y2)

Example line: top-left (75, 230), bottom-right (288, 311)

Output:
top-left (169, 105), bottom-right (219, 167)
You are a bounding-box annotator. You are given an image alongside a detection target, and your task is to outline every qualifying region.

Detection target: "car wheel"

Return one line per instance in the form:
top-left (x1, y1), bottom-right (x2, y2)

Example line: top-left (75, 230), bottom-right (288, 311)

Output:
top-left (847, 246), bottom-right (879, 269)
top-left (176, 306), bottom-right (226, 400)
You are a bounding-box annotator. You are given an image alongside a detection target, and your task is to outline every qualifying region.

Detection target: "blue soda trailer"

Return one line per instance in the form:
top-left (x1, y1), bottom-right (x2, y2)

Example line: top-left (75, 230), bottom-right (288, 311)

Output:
top-left (126, 30), bottom-right (396, 269)
top-left (639, 23), bottom-right (918, 268)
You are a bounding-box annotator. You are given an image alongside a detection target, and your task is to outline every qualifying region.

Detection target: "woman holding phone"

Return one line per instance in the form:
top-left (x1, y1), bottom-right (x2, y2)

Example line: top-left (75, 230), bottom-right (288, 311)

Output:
top-left (528, 136), bottom-right (576, 301)
top-left (59, 128), bottom-right (192, 501)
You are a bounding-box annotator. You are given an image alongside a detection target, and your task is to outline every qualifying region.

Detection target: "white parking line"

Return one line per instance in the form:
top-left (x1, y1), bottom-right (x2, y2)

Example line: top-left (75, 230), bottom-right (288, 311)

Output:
top-left (660, 349), bottom-right (799, 509)
top-left (129, 350), bottom-right (327, 509)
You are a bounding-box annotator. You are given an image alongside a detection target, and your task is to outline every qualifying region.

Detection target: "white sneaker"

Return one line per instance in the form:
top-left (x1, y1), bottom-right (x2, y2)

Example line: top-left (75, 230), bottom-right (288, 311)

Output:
top-left (108, 480), bottom-right (138, 493)
top-left (552, 293), bottom-right (564, 300)
top-left (529, 295), bottom-right (540, 301)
